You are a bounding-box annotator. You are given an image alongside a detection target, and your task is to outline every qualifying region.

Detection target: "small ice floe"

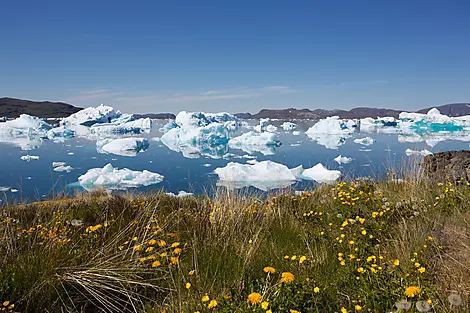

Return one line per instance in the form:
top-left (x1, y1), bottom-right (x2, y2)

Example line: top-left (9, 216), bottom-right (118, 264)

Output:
top-left (228, 131), bottom-right (281, 156)
top-left (246, 159), bottom-right (258, 165)
top-left (166, 190), bottom-right (194, 197)
top-left (359, 149), bottom-right (372, 152)
top-left (405, 148), bottom-right (433, 156)
top-left (334, 155), bottom-right (352, 164)
top-left (203, 163), bottom-right (212, 167)
top-left (20, 155), bottom-right (40, 162)
top-left (281, 122), bottom-right (297, 131)
top-left (291, 143), bottom-right (301, 147)
top-left (11, 189), bottom-right (18, 193)
top-left (151, 137), bottom-right (161, 142)
top-left (54, 165), bottom-right (74, 172)
top-left (52, 162), bottom-right (67, 167)
top-left (0, 186), bottom-right (11, 192)
top-left (98, 138), bottom-right (149, 157)
top-left (68, 152), bottom-right (74, 155)
top-left (301, 163), bottom-right (341, 183)
top-left (78, 163), bottom-right (164, 191)
top-left (353, 137), bottom-right (374, 146)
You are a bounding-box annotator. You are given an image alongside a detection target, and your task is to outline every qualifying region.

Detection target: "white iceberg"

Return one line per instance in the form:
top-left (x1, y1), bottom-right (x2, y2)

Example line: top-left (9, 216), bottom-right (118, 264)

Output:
top-left (0, 186), bottom-right (11, 192)
top-left (166, 191), bottom-right (194, 197)
top-left (292, 131), bottom-right (301, 136)
top-left (254, 118), bottom-right (277, 133)
top-left (90, 118), bottom-right (152, 136)
top-left (98, 138), bottom-right (149, 157)
top-left (228, 131), bottom-right (281, 156)
top-left (78, 163), bottom-right (164, 191)
top-left (20, 155), bottom-right (40, 161)
top-left (301, 163), bottom-right (341, 183)
top-left (354, 137), bottom-right (374, 146)
top-left (334, 155), bottom-right (352, 164)
top-left (214, 160), bottom-right (301, 191)
top-left (0, 114), bottom-right (52, 149)
top-left (52, 161), bottom-right (67, 167)
top-left (61, 104), bottom-right (122, 127)
top-left (305, 117), bottom-right (356, 149)
top-left (281, 122), bottom-right (297, 131)
top-left (405, 148), bottom-right (433, 156)
top-left (54, 165), bottom-right (74, 172)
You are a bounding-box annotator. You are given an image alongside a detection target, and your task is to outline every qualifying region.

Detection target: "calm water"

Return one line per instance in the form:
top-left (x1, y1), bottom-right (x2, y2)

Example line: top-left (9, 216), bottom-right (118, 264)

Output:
top-left (0, 119), bottom-right (468, 202)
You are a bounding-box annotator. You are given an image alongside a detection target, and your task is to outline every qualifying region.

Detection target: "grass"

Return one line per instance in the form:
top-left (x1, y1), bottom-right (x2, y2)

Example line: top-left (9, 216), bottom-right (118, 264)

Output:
top-left (0, 178), bottom-right (469, 312)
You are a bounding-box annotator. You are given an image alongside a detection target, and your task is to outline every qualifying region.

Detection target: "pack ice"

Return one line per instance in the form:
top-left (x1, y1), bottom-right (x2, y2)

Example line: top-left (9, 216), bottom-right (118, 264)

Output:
top-left (78, 163), bottom-right (164, 191)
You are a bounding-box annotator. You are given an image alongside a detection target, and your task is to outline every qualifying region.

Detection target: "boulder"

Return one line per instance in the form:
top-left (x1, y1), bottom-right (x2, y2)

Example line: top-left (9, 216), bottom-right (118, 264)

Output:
top-left (422, 150), bottom-right (470, 181)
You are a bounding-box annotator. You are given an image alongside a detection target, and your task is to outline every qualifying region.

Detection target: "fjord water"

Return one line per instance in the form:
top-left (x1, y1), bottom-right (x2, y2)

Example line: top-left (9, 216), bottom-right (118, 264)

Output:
top-left (0, 118), bottom-right (468, 202)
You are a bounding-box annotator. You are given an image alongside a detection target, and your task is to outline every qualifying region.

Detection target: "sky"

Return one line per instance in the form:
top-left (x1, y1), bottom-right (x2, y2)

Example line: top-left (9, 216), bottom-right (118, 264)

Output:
top-left (1, 0), bottom-right (470, 114)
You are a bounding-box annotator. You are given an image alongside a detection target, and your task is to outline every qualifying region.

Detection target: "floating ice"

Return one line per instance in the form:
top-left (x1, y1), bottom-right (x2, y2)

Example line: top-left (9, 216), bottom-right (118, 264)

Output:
top-left (292, 131), bottom-right (301, 136)
top-left (52, 161), bottom-right (67, 167)
top-left (98, 138), bottom-right (149, 157)
top-left (354, 137), bottom-right (374, 146)
top-left (281, 122), bottom-right (297, 131)
top-left (214, 160), bottom-right (300, 191)
top-left (203, 163), bottom-right (212, 167)
top-left (20, 155), bottom-right (40, 161)
top-left (68, 152), bottom-right (74, 155)
top-left (166, 191), bottom-right (194, 197)
top-left (78, 163), bottom-right (164, 191)
top-left (334, 155), bottom-right (352, 164)
top-left (53, 165), bottom-right (74, 172)
top-left (61, 104), bottom-right (122, 127)
top-left (228, 131), bottom-right (281, 156)
top-left (11, 189), bottom-right (18, 193)
top-left (0, 186), bottom-right (11, 192)
top-left (246, 159), bottom-right (258, 165)
top-left (254, 118), bottom-right (277, 133)
top-left (301, 163), bottom-right (341, 183)
top-left (90, 118), bottom-right (152, 136)
top-left (306, 117), bottom-right (356, 149)
top-left (405, 148), bottom-right (433, 156)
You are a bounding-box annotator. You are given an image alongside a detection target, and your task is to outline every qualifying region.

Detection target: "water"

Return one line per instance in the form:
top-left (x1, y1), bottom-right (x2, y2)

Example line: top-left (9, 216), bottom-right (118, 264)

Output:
top-left (0, 119), bottom-right (468, 202)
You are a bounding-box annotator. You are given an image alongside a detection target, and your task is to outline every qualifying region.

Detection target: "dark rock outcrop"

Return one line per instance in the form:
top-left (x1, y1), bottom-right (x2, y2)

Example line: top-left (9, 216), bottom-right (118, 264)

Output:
top-left (0, 97), bottom-right (82, 118)
top-left (422, 150), bottom-right (470, 181)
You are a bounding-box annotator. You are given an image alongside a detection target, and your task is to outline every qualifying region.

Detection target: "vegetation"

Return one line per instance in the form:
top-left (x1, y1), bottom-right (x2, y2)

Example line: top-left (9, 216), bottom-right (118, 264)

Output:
top-left (0, 179), bottom-right (469, 312)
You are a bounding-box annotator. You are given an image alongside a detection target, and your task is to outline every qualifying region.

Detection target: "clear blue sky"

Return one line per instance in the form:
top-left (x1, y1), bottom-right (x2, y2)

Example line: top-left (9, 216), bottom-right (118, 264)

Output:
top-left (1, 0), bottom-right (469, 113)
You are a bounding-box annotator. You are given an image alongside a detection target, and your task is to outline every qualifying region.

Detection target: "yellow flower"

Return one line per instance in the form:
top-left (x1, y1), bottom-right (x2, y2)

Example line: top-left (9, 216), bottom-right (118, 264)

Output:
top-left (359, 218), bottom-right (365, 224)
top-left (145, 247), bottom-right (154, 253)
top-left (247, 292), bottom-right (262, 304)
top-left (299, 256), bottom-right (307, 264)
top-left (341, 308), bottom-right (348, 313)
top-left (290, 310), bottom-right (301, 313)
top-left (134, 245), bottom-right (142, 251)
top-left (132, 237), bottom-right (138, 241)
top-left (418, 267), bottom-right (426, 273)
top-left (7, 304), bottom-right (14, 310)
top-left (202, 294), bottom-right (210, 302)
top-left (284, 255), bottom-right (289, 259)
top-left (158, 239), bottom-right (167, 246)
top-left (263, 266), bottom-right (276, 274)
top-left (361, 229), bottom-right (367, 235)
top-left (355, 305), bottom-right (362, 311)
top-left (314, 287), bottom-right (320, 293)
top-left (393, 259), bottom-right (400, 266)
top-left (266, 310), bottom-right (272, 313)
top-left (188, 270), bottom-right (195, 276)
top-left (2, 302), bottom-right (8, 307)
top-left (291, 255), bottom-right (297, 260)
top-left (261, 301), bottom-right (269, 309)
top-left (357, 267), bottom-right (365, 273)
top-left (148, 239), bottom-right (157, 245)
top-left (170, 257), bottom-right (179, 265)
top-left (171, 242), bottom-right (180, 248)
top-left (152, 260), bottom-right (161, 267)
top-left (207, 300), bottom-right (217, 309)
top-left (186, 282), bottom-right (191, 289)
top-left (160, 252), bottom-right (167, 257)
top-left (174, 248), bottom-right (182, 254)
top-left (405, 286), bottom-right (421, 297)
top-left (280, 272), bottom-right (295, 283)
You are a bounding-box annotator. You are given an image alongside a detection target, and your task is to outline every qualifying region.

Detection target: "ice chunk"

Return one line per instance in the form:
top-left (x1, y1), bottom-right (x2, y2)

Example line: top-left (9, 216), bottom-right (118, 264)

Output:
top-left (292, 131), bottom-right (301, 136)
top-left (151, 137), bottom-right (160, 141)
top-left (175, 111), bottom-right (240, 128)
top-left (0, 114), bottom-right (52, 132)
top-left (47, 127), bottom-right (74, 140)
top-left (90, 118), bottom-right (152, 136)
top-left (52, 161), bottom-right (67, 167)
top-left (98, 138), bottom-right (149, 157)
top-left (305, 117), bottom-right (356, 149)
top-left (203, 163), bottom-right (212, 167)
top-left (214, 160), bottom-right (299, 191)
top-left (68, 152), bottom-right (74, 155)
top-left (11, 189), bottom-right (18, 193)
top-left (61, 104), bottom-right (122, 126)
top-left (354, 137), bottom-right (374, 146)
top-left (0, 186), bottom-right (11, 192)
top-left (301, 163), bottom-right (341, 183)
top-left (281, 122), bottom-right (297, 131)
top-left (53, 165), bottom-right (74, 172)
top-left (254, 118), bottom-right (277, 133)
top-left (228, 131), bottom-right (281, 156)
top-left (166, 191), bottom-right (194, 197)
top-left (78, 163), bottom-right (164, 191)
top-left (334, 155), bottom-right (352, 164)
top-left (246, 159), bottom-right (258, 165)
top-left (20, 155), bottom-right (40, 161)
top-left (405, 148), bottom-right (433, 156)
top-left (159, 120), bottom-right (178, 133)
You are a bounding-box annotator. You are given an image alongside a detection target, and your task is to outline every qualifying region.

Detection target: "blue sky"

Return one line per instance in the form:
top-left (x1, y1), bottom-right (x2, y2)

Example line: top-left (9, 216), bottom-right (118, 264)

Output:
top-left (1, 0), bottom-right (469, 113)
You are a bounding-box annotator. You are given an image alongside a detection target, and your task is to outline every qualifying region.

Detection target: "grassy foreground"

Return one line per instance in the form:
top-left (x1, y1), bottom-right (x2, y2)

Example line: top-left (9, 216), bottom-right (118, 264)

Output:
top-left (0, 180), bottom-right (469, 313)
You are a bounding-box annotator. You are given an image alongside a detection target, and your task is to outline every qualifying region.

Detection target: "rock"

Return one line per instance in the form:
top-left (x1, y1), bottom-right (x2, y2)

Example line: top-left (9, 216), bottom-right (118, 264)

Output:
top-left (422, 150), bottom-right (470, 181)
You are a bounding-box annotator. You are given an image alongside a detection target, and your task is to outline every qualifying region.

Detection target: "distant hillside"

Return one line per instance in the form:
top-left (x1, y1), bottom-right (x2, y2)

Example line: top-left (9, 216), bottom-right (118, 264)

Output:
top-left (0, 97), bottom-right (82, 118)
top-left (235, 103), bottom-right (470, 120)
top-left (134, 113), bottom-right (176, 120)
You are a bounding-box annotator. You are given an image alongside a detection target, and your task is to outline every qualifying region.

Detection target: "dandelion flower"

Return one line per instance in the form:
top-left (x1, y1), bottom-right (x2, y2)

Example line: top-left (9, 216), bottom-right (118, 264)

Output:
top-left (158, 239), bottom-right (166, 246)
top-left (148, 239), bottom-right (157, 245)
top-left (393, 259), bottom-right (400, 266)
top-left (261, 301), bottom-right (269, 309)
top-left (299, 256), bottom-right (307, 264)
top-left (186, 282), bottom-right (191, 289)
top-left (2, 302), bottom-right (8, 307)
top-left (418, 267), bottom-right (426, 273)
top-left (7, 304), bottom-right (14, 310)
top-left (247, 292), bottom-right (262, 304)
top-left (357, 267), bottom-right (365, 273)
top-left (341, 308), bottom-right (347, 313)
top-left (354, 305), bottom-right (362, 311)
top-left (152, 260), bottom-right (161, 267)
top-left (314, 287), bottom-right (320, 293)
top-left (145, 247), bottom-right (154, 253)
top-left (405, 286), bottom-right (420, 297)
top-left (416, 300), bottom-right (431, 312)
top-left (202, 294), bottom-right (210, 302)
top-left (266, 311), bottom-right (272, 313)
top-left (280, 272), bottom-right (295, 283)
top-left (395, 299), bottom-right (411, 310)
top-left (171, 242), bottom-right (180, 248)
top-left (448, 293), bottom-right (462, 306)
top-left (170, 257), bottom-right (179, 265)
top-left (291, 255), bottom-right (297, 260)
top-left (263, 266), bottom-right (276, 274)
top-left (207, 300), bottom-right (217, 309)
top-left (134, 245), bottom-right (142, 251)
top-left (188, 270), bottom-right (195, 276)
top-left (174, 248), bottom-right (182, 254)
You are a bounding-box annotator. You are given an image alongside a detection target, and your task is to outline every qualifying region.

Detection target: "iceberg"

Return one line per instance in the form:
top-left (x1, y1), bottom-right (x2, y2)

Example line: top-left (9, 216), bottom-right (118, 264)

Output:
top-left (20, 155), bottom-right (40, 161)
top-left (90, 118), bottom-right (152, 136)
top-left (54, 165), bottom-right (74, 172)
top-left (52, 161), bottom-right (67, 167)
top-left (98, 138), bottom-right (149, 157)
top-left (354, 137), bottom-right (374, 146)
top-left (228, 131), bottom-right (281, 156)
top-left (301, 163), bottom-right (341, 183)
top-left (159, 120), bottom-right (178, 133)
top-left (254, 118), bottom-right (277, 133)
top-left (405, 148), bottom-right (433, 156)
top-left (61, 104), bottom-right (122, 127)
top-left (166, 191), bottom-right (194, 197)
top-left (175, 111), bottom-right (240, 129)
top-left (305, 117), bottom-right (356, 149)
top-left (281, 122), bottom-right (297, 131)
top-left (78, 163), bottom-right (164, 191)
top-left (292, 131), bottom-right (301, 136)
top-left (334, 155), bottom-right (352, 164)
top-left (0, 114), bottom-right (52, 149)
top-left (0, 186), bottom-right (11, 192)
top-left (214, 160), bottom-right (301, 191)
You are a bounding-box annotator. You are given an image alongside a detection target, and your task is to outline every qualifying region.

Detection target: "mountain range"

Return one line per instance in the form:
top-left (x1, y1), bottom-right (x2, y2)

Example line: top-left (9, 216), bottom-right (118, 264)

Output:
top-left (1, 97), bottom-right (470, 120)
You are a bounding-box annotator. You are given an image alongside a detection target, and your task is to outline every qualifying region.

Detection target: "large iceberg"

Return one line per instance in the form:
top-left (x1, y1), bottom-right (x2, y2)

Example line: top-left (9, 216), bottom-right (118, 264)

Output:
top-left (254, 119), bottom-right (277, 133)
top-left (405, 148), bottom-right (433, 156)
top-left (301, 163), bottom-right (341, 183)
top-left (0, 114), bottom-right (52, 149)
top-left (61, 104), bottom-right (122, 127)
top-left (214, 160), bottom-right (301, 191)
top-left (97, 138), bottom-right (149, 157)
top-left (228, 131), bottom-right (281, 156)
top-left (281, 122), bottom-right (297, 131)
top-left (78, 163), bottom-right (164, 191)
top-left (305, 117), bottom-right (356, 149)
top-left (90, 118), bottom-right (152, 136)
